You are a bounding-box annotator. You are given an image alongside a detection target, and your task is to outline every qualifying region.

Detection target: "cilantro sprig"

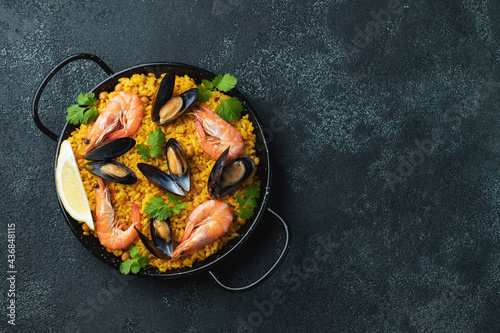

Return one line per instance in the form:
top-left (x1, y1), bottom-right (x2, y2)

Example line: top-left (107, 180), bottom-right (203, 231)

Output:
top-left (235, 184), bottom-right (260, 219)
top-left (144, 194), bottom-right (186, 221)
top-left (196, 73), bottom-right (243, 122)
top-left (120, 247), bottom-right (150, 275)
top-left (136, 129), bottom-right (166, 160)
top-left (66, 92), bottom-right (100, 125)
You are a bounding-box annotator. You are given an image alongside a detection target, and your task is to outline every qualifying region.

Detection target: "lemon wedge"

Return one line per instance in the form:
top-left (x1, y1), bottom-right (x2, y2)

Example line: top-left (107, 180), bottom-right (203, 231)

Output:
top-left (56, 140), bottom-right (94, 230)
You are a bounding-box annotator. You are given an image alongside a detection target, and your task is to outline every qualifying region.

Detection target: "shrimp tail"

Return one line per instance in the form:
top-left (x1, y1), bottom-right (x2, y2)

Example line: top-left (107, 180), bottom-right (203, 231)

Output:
top-left (131, 203), bottom-right (142, 232)
top-left (194, 118), bottom-right (206, 143)
top-left (106, 128), bottom-right (132, 141)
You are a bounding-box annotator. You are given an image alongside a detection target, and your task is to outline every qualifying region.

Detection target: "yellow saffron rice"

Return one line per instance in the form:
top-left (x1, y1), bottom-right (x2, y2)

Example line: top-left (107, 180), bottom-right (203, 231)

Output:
top-left (67, 73), bottom-right (259, 271)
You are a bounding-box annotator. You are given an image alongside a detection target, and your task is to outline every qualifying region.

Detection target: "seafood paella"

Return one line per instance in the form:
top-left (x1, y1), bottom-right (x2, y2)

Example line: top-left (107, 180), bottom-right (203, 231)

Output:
top-left (64, 72), bottom-right (260, 272)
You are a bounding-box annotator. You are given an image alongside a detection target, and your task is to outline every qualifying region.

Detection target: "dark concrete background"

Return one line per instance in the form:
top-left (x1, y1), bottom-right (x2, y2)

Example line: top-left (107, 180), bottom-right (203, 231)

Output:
top-left (1, 0), bottom-right (500, 332)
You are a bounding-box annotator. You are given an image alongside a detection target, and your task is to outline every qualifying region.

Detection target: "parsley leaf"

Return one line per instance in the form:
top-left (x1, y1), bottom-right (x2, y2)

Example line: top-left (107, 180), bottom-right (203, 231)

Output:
top-left (137, 129), bottom-right (165, 160)
top-left (136, 144), bottom-right (150, 160)
top-left (156, 207), bottom-right (171, 221)
top-left (66, 92), bottom-right (99, 125)
top-left (129, 247), bottom-right (141, 258)
top-left (77, 92), bottom-right (97, 106)
top-left (216, 96), bottom-right (243, 121)
top-left (171, 203), bottom-right (186, 216)
top-left (245, 198), bottom-right (258, 209)
top-left (201, 79), bottom-right (214, 90)
top-left (119, 260), bottom-right (133, 274)
top-left (119, 246), bottom-right (150, 275)
top-left (214, 74), bottom-right (237, 92)
top-left (167, 193), bottom-right (181, 203)
top-left (82, 107), bottom-right (99, 124)
top-left (150, 145), bottom-right (164, 158)
top-left (145, 197), bottom-right (169, 219)
top-left (144, 196), bottom-right (186, 221)
top-left (129, 261), bottom-right (141, 274)
top-left (238, 208), bottom-right (255, 219)
top-left (236, 184), bottom-right (261, 219)
top-left (66, 105), bottom-right (87, 125)
top-left (211, 75), bottom-right (223, 89)
top-left (196, 84), bottom-right (212, 102)
top-left (195, 73), bottom-right (243, 122)
top-left (137, 255), bottom-right (150, 267)
top-left (235, 193), bottom-right (245, 207)
top-left (244, 184), bottom-right (260, 201)
top-left (148, 129), bottom-right (166, 147)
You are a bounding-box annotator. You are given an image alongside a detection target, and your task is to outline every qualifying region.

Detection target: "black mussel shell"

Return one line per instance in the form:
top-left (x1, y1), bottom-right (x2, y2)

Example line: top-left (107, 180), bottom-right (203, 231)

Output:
top-left (84, 138), bottom-right (136, 161)
top-left (208, 149), bottom-right (256, 199)
top-left (134, 228), bottom-right (171, 260)
top-left (207, 148), bottom-right (230, 197)
top-left (165, 138), bottom-right (190, 192)
top-left (156, 88), bottom-right (199, 126)
top-left (214, 158), bottom-right (256, 198)
top-left (134, 217), bottom-right (173, 260)
top-left (151, 73), bottom-right (175, 123)
top-left (151, 218), bottom-right (174, 256)
top-left (84, 161), bottom-right (137, 185)
top-left (137, 163), bottom-right (185, 196)
top-left (178, 88), bottom-right (199, 112)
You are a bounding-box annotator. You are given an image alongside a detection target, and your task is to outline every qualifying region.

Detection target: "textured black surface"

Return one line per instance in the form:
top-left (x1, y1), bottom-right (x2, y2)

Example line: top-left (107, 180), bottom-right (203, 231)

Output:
top-left (2, 0), bottom-right (500, 332)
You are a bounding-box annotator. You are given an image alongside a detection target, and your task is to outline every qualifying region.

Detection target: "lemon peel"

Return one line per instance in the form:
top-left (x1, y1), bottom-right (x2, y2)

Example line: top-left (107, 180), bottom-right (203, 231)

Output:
top-left (56, 140), bottom-right (94, 230)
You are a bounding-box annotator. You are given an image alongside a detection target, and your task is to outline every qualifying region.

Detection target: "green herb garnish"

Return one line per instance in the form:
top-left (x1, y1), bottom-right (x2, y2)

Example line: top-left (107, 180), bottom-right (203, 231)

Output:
top-left (212, 73), bottom-right (238, 91)
top-left (196, 73), bottom-right (243, 122)
top-left (136, 129), bottom-right (166, 160)
top-left (66, 92), bottom-right (99, 125)
top-left (235, 184), bottom-right (260, 219)
top-left (120, 247), bottom-right (150, 274)
top-left (144, 194), bottom-right (186, 221)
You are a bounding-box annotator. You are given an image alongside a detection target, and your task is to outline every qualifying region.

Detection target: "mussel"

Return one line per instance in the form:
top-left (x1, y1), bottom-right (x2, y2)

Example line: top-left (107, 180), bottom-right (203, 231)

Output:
top-left (84, 161), bottom-right (137, 185)
top-left (165, 138), bottom-right (190, 192)
top-left (151, 73), bottom-right (174, 123)
top-left (134, 217), bottom-right (173, 260)
top-left (151, 73), bottom-right (198, 126)
top-left (84, 138), bottom-right (136, 161)
top-left (137, 163), bottom-right (185, 196)
top-left (208, 147), bottom-right (256, 198)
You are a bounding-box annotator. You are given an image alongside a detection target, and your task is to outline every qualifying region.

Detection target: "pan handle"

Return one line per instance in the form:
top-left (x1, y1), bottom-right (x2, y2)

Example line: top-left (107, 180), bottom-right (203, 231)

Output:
top-left (32, 53), bottom-right (114, 142)
top-left (208, 208), bottom-right (290, 292)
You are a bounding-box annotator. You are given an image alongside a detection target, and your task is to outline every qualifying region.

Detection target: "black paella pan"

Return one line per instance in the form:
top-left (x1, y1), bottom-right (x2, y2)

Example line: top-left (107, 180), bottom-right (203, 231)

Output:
top-left (32, 53), bottom-right (290, 292)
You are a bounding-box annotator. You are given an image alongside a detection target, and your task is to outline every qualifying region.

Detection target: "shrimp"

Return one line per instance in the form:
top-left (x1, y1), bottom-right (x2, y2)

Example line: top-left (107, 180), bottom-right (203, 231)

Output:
top-left (170, 200), bottom-right (233, 259)
top-left (192, 103), bottom-right (243, 162)
top-left (85, 91), bottom-right (144, 153)
top-left (94, 177), bottom-right (142, 250)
